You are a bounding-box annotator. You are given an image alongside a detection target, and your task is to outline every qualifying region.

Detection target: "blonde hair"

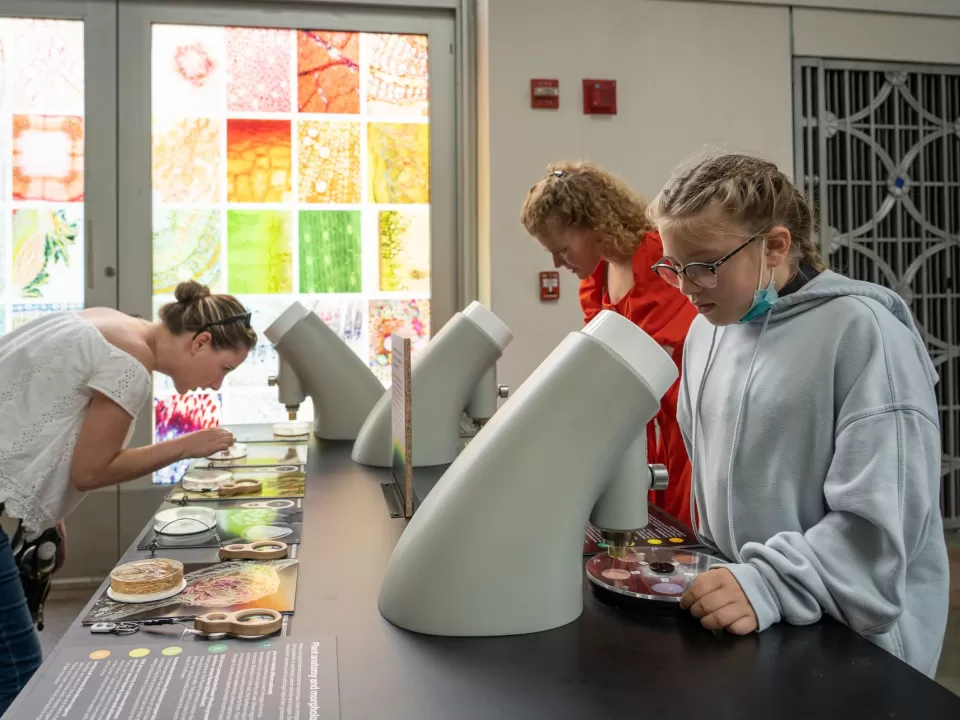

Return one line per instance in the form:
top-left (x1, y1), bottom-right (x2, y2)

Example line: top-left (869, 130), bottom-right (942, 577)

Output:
top-left (647, 153), bottom-right (826, 272)
top-left (520, 161), bottom-right (654, 258)
top-left (158, 280), bottom-right (257, 351)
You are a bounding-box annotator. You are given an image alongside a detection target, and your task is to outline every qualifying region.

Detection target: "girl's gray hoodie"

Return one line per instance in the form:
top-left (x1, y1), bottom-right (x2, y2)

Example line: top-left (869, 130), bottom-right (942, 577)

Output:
top-left (678, 270), bottom-right (949, 677)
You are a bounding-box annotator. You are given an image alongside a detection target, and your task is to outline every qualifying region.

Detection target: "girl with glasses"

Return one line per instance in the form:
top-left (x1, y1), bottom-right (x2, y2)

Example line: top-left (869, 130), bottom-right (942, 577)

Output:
top-left (521, 161), bottom-right (697, 525)
top-left (649, 152), bottom-right (947, 677)
top-left (0, 279), bottom-right (255, 712)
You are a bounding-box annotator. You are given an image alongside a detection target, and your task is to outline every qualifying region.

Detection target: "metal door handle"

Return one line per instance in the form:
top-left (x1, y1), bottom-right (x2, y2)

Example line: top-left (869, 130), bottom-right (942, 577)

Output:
top-left (85, 218), bottom-right (94, 290)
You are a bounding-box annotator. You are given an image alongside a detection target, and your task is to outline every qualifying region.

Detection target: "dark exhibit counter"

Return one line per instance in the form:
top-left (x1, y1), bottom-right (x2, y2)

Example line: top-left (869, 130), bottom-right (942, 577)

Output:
top-left (8, 439), bottom-right (960, 719)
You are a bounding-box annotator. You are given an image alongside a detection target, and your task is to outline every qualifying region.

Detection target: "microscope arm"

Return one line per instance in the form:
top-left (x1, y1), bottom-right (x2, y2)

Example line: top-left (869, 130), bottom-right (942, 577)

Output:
top-left (465, 366), bottom-right (510, 426)
top-left (590, 433), bottom-right (669, 555)
top-left (268, 357), bottom-right (306, 420)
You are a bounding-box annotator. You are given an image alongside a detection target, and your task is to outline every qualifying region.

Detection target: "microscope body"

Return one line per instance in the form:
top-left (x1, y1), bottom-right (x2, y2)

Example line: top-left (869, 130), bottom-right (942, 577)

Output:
top-left (268, 356), bottom-right (306, 421)
top-left (377, 311), bottom-right (677, 636)
top-left (265, 302), bottom-right (384, 440)
top-left (352, 301), bottom-right (512, 468)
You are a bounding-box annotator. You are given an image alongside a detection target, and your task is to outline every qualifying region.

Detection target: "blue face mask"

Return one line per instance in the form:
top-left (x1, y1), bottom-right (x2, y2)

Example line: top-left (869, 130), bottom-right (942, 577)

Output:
top-left (738, 241), bottom-right (778, 323)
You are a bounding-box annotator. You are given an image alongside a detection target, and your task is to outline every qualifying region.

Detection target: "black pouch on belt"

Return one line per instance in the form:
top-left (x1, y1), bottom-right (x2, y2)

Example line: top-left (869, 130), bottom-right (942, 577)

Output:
top-left (10, 520), bottom-right (61, 632)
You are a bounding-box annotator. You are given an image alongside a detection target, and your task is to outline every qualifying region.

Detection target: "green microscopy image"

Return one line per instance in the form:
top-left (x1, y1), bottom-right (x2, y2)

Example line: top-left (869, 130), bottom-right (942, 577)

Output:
top-left (217, 508), bottom-right (278, 538)
top-left (298, 210), bottom-right (361, 293)
top-left (227, 210), bottom-right (293, 294)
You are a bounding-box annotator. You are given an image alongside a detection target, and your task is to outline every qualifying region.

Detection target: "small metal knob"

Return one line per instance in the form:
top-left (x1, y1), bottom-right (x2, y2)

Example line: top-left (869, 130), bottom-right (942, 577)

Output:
top-left (649, 464), bottom-right (669, 492)
top-left (268, 376), bottom-right (278, 387)
top-left (497, 385), bottom-right (510, 399)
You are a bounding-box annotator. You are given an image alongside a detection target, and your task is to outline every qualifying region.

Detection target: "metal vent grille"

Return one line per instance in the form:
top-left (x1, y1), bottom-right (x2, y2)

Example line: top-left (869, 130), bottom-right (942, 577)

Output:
top-left (794, 58), bottom-right (960, 529)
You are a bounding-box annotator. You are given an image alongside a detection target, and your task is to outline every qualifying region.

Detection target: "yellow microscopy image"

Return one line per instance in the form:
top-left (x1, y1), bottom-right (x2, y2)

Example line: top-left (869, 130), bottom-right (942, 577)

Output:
top-left (152, 117), bottom-right (222, 204)
top-left (297, 120), bottom-right (360, 204)
top-left (366, 33), bottom-right (429, 117)
top-left (378, 209), bottom-right (430, 293)
top-left (367, 122), bottom-right (429, 204)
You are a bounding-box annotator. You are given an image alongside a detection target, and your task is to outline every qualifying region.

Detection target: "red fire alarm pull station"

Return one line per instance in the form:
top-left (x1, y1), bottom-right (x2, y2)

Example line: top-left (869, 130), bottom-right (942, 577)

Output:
top-left (539, 271), bottom-right (560, 301)
top-left (531, 79), bottom-right (560, 109)
top-left (582, 79), bottom-right (617, 114)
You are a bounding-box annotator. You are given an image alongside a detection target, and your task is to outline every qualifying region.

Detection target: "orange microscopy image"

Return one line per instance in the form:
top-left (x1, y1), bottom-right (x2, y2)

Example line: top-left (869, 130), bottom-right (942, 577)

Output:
top-left (152, 117), bottom-right (221, 204)
top-left (227, 119), bottom-right (292, 203)
top-left (227, 27), bottom-right (293, 112)
top-left (367, 34), bottom-right (429, 117)
top-left (297, 121), bottom-right (360, 204)
top-left (297, 31), bottom-right (359, 114)
top-left (13, 115), bottom-right (84, 202)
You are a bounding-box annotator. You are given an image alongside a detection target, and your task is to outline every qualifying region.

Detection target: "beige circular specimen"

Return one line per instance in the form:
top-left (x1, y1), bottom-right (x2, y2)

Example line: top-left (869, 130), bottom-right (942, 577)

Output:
top-left (273, 421), bottom-right (311, 438)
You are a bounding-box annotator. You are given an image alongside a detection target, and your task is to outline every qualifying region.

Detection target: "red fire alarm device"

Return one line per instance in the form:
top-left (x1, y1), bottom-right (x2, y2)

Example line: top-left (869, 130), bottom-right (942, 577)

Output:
top-left (531, 79), bottom-right (560, 109)
top-left (582, 79), bottom-right (617, 114)
top-left (539, 271), bottom-right (560, 301)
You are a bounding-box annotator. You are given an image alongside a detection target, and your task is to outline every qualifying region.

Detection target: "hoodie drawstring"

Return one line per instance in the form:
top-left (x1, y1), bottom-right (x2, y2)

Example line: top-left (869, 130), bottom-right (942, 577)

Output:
top-left (690, 311), bottom-right (772, 560)
top-left (690, 328), bottom-right (718, 549)
top-left (724, 311), bottom-right (771, 562)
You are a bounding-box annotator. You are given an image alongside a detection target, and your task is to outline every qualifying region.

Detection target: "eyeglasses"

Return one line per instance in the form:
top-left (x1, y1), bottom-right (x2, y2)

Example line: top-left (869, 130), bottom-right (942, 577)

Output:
top-left (193, 311), bottom-right (252, 339)
top-left (650, 234), bottom-right (761, 289)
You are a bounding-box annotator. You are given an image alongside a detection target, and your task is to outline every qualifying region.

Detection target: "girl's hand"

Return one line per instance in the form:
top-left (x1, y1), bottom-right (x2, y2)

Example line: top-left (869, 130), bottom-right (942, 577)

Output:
top-left (680, 568), bottom-right (759, 634)
top-left (178, 428), bottom-right (236, 459)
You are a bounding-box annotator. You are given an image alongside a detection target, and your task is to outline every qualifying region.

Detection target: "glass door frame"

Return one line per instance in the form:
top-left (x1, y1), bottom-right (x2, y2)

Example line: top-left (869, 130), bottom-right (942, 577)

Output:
top-left (116, 0), bottom-right (459, 496)
top-left (0, 0), bottom-right (118, 310)
top-left (0, 0), bottom-right (120, 579)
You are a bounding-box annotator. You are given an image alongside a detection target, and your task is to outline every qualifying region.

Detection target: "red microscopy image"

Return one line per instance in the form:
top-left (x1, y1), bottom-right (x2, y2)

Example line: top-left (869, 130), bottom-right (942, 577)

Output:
top-left (227, 119), bottom-right (292, 203)
top-left (174, 42), bottom-right (215, 87)
top-left (297, 31), bottom-right (359, 114)
top-left (227, 27), bottom-right (293, 112)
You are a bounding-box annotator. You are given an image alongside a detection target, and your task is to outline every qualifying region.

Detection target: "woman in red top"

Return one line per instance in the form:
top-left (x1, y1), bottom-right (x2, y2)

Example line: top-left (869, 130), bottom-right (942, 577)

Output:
top-left (520, 161), bottom-right (697, 524)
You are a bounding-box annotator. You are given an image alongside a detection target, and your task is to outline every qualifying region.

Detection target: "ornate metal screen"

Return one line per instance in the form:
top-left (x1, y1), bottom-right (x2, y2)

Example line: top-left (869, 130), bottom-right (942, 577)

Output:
top-left (794, 58), bottom-right (960, 528)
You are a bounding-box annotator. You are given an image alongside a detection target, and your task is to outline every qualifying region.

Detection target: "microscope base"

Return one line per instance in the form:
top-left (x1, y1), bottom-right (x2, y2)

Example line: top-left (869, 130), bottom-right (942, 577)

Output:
top-left (585, 547), bottom-right (724, 605)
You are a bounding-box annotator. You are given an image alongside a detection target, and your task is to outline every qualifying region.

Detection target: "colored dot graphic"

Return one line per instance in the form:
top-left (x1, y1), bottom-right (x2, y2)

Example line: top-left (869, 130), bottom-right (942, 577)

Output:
top-left (646, 539), bottom-right (663, 545)
top-left (129, 648), bottom-right (150, 658)
top-left (89, 650), bottom-right (110, 660)
top-left (208, 643), bottom-right (229, 654)
top-left (162, 647), bottom-right (183, 656)
top-left (668, 537), bottom-right (684, 544)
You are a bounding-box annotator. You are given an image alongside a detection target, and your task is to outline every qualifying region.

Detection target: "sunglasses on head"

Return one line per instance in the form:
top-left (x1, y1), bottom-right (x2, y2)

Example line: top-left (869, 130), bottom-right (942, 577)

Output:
top-left (192, 311), bottom-right (252, 339)
top-left (650, 233), bottom-right (763, 289)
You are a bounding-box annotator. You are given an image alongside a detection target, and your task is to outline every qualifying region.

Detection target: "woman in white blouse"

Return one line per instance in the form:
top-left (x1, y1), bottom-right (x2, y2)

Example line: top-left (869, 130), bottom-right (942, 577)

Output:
top-left (0, 279), bottom-right (255, 712)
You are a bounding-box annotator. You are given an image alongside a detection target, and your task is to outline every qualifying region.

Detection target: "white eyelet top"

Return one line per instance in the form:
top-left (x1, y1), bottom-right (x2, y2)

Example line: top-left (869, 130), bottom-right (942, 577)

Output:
top-left (0, 312), bottom-right (152, 532)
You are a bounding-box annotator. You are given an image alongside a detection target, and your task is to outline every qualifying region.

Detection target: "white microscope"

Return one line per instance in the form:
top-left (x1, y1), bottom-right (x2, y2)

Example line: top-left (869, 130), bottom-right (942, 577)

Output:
top-left (264, 301), bottom-right (385, 440)
top-left (377, 309), bottom-right (676, 636)
top-left (351, 301), bottom-right (513, 468)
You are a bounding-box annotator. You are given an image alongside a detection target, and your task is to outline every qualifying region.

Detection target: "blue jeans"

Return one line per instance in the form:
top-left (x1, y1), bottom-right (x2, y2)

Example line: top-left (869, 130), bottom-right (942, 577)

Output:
top-left (0, 527), bottom-right (42, 717)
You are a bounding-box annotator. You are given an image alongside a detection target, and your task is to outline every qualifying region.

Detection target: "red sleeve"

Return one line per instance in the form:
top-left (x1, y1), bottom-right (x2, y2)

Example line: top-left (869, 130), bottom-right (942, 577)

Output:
top-left (623, 231), bottom-right (698, 351)
top-left (578, 263), bottom-right (605, 326)
top-left (626, 232), bottom-right (695, 527)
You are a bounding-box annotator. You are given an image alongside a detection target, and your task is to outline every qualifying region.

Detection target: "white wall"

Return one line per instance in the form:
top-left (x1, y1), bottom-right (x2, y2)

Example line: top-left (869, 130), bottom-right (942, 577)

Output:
top-left (477, 0), bottom-right (794, 387)
top-left (698, 0), bottom-right (960, 18)
top-left (793, 8), bottom-right (960, 64)
top-left (477, 0), bottom-right (960, 389)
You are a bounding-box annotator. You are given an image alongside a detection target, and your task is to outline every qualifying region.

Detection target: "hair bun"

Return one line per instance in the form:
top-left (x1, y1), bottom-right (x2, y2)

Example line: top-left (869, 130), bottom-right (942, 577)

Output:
top-left (174, 279), bottom-right (211, 305)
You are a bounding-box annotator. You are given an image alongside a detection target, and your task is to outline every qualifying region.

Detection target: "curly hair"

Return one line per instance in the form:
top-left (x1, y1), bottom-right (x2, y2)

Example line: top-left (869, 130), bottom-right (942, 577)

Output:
top-left (520, 161), bottom-right (654, 259)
